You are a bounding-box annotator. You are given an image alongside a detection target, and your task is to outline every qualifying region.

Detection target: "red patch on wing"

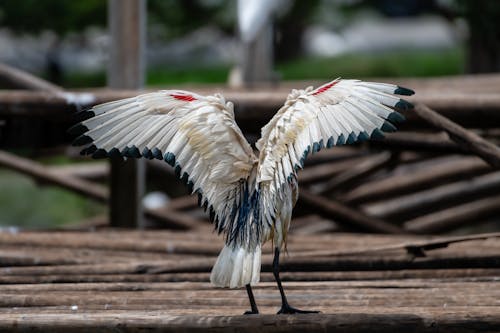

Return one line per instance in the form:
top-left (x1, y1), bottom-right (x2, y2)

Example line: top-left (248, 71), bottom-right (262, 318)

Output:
top-left (170, 94), bottom-right (197, 102)
top-left (312, 81), bottom-right (339, 96)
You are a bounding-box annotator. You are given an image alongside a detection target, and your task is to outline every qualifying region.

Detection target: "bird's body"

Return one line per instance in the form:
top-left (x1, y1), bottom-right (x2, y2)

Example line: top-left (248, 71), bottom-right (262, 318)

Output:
top-left (70, 78), bottom-right (413, 314)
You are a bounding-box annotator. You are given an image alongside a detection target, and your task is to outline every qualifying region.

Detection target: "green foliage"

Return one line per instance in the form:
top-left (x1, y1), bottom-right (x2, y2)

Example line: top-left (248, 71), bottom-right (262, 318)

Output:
top-left (148, 0), bottom-right (235, 39)
top-left (0, 0), bottom-right (106, 35)
top-left (147, 65), bottom-right (229, 86)
top-left (0, 0), bottom-right (233, 37)
top-left (277, 49), bottom-right (464, 80)
top-left (0, 170), bottom-right (105, 228)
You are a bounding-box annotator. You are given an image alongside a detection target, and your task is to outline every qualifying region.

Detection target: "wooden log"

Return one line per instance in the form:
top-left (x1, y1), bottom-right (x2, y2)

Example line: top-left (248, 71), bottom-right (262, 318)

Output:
top-left (314, 152), bottom-right (394, 194)
top-left (0, 150), bottom-right (108, 202)
top-left (342, 156), bottom-right (491, 204)
top-left (108, 0), bottom-right (146, 229)
top-left (0, 309), bottom-right (499, 333)
top-left (1, 267), bottom-right (500, 285)
top-left (0, 232), bottom-right (222, 256)
top-left (370, 131), bottom-right (468, 154)
top-left (290, 215), bottom-right (338, 235)
top-left (0, 150), bottom-right (202, 230)
top-left (293, 232), bottom-right (500, 258)
top-left (1, 290), bottom-right (499, 308)
top-left (2, 273), bottom-right (500, 293)
top-left (49, 162), bottom-right (108, 181)
top-left (404, 195), bottom-right (500, 233)
top-left (1, 88), bottom-right (500, 128)
top-left (365, 171), bottom-right (500, 221)
top-left (56, 215), bottom-right (109, 231)
top-left (0, 63), bottom-right (62, 92)
top-left (165, 196), bottom-right (198, 211)
top-left (413, 103), bottom-right (500, 168)
top-left (298, 189), bottom-right (404, 234)
top-left (298, 156), bottom-right (371, 184)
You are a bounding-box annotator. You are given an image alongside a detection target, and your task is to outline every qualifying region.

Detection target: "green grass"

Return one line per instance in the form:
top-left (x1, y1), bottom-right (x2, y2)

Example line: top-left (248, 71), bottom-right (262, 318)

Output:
top-left (277, 49), bottom-right (465, 80)
top-left (61, 65), bottom-right (231, 88)
top-left (0, 170), bottom-right (105, 229)
top-left (147, 65), bottom-right (230, 86)
top-left (59, 48), bottom-right (465, 88)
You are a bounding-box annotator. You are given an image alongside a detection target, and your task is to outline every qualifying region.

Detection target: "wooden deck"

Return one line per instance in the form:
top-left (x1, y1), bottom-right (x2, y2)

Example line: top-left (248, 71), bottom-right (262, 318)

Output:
top-left (0, 228), bottom-right (499, 332)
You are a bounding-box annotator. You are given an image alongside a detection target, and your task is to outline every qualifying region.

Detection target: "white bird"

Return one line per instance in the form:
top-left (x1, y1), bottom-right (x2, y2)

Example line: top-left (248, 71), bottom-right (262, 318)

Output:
top-left (69, 79), bottom-right (414, 314)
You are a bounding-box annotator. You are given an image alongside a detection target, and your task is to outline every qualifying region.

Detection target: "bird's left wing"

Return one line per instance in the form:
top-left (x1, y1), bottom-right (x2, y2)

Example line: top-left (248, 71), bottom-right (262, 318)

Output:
top-left (255, 79), bottom-right (414, 227)
top-left (69, 90), bottom-right (257, 235)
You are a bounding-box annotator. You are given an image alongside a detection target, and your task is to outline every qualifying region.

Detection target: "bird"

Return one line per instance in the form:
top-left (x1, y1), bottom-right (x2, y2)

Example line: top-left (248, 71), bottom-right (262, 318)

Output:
top-left (69, 78), bottom-right (414, 314)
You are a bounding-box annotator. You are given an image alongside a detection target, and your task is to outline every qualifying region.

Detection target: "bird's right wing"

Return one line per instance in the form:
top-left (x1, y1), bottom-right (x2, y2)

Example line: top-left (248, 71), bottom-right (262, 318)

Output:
top-left (255, 79), bottom-right (414, 230)
top-left (69, 90), bottom-right (257, 237)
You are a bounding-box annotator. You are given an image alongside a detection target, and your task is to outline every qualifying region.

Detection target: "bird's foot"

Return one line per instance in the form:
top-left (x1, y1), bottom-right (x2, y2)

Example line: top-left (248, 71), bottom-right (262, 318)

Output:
top-left (277, 304), bottom-right (320, 314)
top-left (244, 310), bottom-right (259, 315)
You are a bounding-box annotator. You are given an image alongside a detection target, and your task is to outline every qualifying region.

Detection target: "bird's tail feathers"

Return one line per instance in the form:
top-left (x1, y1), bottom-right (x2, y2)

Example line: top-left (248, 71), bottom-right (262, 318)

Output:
top-left (210, 244), bottom-right (261, 288)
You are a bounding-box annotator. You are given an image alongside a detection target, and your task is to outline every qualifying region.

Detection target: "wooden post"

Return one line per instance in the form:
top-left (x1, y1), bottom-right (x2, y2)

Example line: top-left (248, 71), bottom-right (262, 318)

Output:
top-left (241, 24), bottom-right (274, 85)
top-left (107, 0), bottom-right (146, 228)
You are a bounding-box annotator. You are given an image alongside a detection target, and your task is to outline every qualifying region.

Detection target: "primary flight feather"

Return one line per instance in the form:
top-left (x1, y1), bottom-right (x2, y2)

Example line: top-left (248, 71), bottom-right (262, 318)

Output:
top-left (69, 79), bottom-right (414, 314)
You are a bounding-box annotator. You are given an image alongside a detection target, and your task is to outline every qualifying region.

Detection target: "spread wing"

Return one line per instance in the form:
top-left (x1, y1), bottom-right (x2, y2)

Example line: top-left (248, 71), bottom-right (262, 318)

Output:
top-left (69, 90), bottom-right (257, 234)
top-left (255, 78), bottom-right (414, 227)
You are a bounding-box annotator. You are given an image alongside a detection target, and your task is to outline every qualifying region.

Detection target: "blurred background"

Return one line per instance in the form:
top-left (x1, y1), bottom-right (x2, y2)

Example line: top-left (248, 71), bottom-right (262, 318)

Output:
top-left (0, 0), bottom-right (499, 232)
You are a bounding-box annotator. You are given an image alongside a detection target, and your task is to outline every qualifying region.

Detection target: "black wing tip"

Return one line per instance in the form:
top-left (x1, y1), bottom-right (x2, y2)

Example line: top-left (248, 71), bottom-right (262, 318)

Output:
top-left (387, 111), bottom-right (406, 123)
top-left (91, 148), bottom-right (108, 159)
top-left (381, 121), bottom-right (397, 133)
top-left (395, 99), bottom-right (414, 111)
top-left (74, 110), bottom-right (95, 122)
top-left (358, 131), bottom-right (370, 141)
top-left (164, 152), bottom-right (176, 166)
top-left (108, 148), bottom-right (121, 158)
top-left (72, 134), bottom-right (93, 146)
top-left (122, 146), bottom-right (141, 158)
top-left (395, 86), bottom-right (415, 96)
top-left (67, 123), bottom-right (88, 136)
top-left (80, 144), bottom-right (97, 156)
top-left (371, 128), bottom-right (385, 140)
top-left (151, 148), bottom-right (163, 160)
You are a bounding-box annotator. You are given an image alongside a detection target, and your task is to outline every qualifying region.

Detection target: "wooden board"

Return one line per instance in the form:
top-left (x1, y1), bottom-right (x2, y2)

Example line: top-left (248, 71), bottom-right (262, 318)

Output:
top-left (0, 230), bottom-right (499, 332)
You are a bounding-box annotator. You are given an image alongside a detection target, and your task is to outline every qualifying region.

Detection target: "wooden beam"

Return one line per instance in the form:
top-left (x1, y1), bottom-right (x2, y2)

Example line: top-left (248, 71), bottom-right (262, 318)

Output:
top-left (365, 171), bottom-right (500, 221)
top-left (298, 189), bottom-right (404, 234)
top-left (0, 63), bottom-right (63, 92)
top-left (342, 156), bottom-right (492, 205)
top-left (107, 0), bottom-right (146, 228)
top-left (413, 103), bottom-right (500, 168)
top-left (314, 152), bottom-right (395, 194)
top-left (298, 155), bottom-right (370, 184)
top-left (369, 131), bottom-right (468, 154)
top-left (404, 196), bottom-right (500, 234)
top-left (2, 89), bottom-right (500, 129)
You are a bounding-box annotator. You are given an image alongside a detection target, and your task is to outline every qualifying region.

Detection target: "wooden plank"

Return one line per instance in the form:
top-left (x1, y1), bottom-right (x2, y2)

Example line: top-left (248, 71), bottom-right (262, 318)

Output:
top-left (107, 0), bottom-right (146, 228)
top-left (0, 309), bottom-right (499, 332)
top-left (0, 231), bottom-right (498, 331)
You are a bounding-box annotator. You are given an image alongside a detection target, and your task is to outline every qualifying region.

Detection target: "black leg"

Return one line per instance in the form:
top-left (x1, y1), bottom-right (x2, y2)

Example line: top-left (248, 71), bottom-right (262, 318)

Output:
top-left (244, 284), bottom-right (259, 314)
top-left (273, 247), bottom-right (320, 314)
